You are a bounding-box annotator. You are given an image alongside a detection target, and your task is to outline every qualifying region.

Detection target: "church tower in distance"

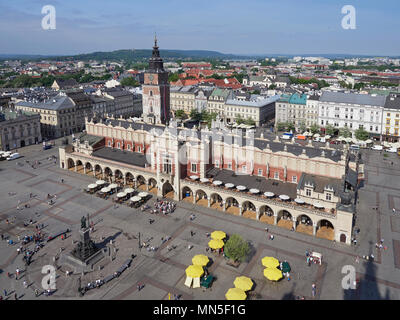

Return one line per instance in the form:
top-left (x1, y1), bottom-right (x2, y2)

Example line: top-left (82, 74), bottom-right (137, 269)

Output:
top-left (142, 35), bottom-right (170, 125)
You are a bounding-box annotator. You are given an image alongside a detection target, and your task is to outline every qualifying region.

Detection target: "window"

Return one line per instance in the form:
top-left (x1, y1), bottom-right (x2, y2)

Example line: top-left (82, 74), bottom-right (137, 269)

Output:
top-left (258, 168), bottom-right (263, 176)
top-left (191, 163), bottom-right (197, 173)
top-left (326, 193), bottom-right (332, 201)
top-left (127, 144), bottom-right (131, 151)
top-left (163, 157), bottom-right (172, 174)
top-left (292, 175), bottom-right (297, 183)
top-left (117, 142), bottom-right (120, 149)
top-left (242, 165), bottom-right (246, 173)
top-left (108, 140), bottom-right (111, 147)
top-left (274, 172), bottom-right (279, 180)
top-left (137, 146), bottom-right (141, 152)
top-left (306, 189), bottom-right (312, 197)
top-left (215, 160), bottom-right (219, 168)
top-left (228, 163), bottom-right (232, 170)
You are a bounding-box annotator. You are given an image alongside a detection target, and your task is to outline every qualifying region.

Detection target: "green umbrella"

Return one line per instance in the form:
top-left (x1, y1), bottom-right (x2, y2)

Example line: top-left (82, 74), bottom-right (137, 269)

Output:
top-left (281, 261), bottom-right (291, 273)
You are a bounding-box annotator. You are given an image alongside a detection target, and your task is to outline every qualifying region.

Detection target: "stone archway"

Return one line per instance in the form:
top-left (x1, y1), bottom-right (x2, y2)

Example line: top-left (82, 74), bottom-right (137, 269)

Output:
top-left (136, 175), bottom-right (146, 191)
top-left (316, 219), bottom-right (335, 240)
top-left (195, 189), bottom-right (208, 207)
top-left (259, 205), bottom-right (274, 224)
top-left (85, 162), bottom-right (93, 176)
top-left (242, 201), bottom-right (257, 220)
top-left (114, 170), bottom-right (123, 184)
top-left (104, 167), bottom-right (113, 183)
top-left (225, 197), bottom-right (239, 216)
top-left (76, 160), bottom-right (84, 174)
top-left (182, 186), bottom-right (194, 203)
top-left (67, 158), bottom-right (75, 171)
top-left (277, 210), bottom-right (293, 230)
top-left (148, 178), bottom-right (157, 194)
top-left (296, 214), bottom-right (313, 236)
top-left (125, 172), bottom-right (135, 187)
top-left (210, 193), bottom-right (223, 211)
top-left (162, 181), bottom-right (174, 198)
top-left (94, 165), bottom-right (102, 179)
top-left (340, 233), bottom-right (346, 243)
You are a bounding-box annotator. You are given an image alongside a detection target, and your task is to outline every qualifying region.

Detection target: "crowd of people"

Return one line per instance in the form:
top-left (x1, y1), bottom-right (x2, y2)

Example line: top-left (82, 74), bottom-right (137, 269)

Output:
top-left (153, 199), bottom-right (176, 215)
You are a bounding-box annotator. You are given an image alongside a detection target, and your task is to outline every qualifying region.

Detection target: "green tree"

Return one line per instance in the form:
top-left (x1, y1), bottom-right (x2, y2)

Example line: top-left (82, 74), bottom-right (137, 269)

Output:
top-left (223, 234), bottom-right (251, 263)
top-left (325, 124), bottom-right (336, 136)
top-left (286, 122), bottom-right (295, 132)
top-left (168, 73), bottom-right (180, 82)
top-left (276, 122), bottom-right (286, 132)
top-left (190, 109), bottom-right (201, 121)
top-left (175, 109), bottom-right (186, 119)
top-left (310, 123), bottom-right (320, 134)
top-left (299, 122), bottom-right (306, 133)
top-left (244, 118), bottom-right (256, 126)
top-left (235, 115), bottom-right (245, 124)
top-left (355, 127), bottom-right (369, 141)
top-left (339, 127), bottom-right (352, 138)
top-left (120, 77), bottom-right (140, 87)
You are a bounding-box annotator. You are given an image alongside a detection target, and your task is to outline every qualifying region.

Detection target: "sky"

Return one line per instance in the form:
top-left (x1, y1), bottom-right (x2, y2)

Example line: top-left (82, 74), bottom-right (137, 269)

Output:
top-left (0, 0), bottom-right (399, 56)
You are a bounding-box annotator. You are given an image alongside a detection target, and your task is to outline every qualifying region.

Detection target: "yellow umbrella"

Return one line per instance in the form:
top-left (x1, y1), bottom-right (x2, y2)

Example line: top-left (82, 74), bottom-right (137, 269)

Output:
top-left (261, 256), bottom-right (280, 268)
top-left (263, 268), bottom-right (283, 281)
top-left (185, 265), bottom-right (204, 278)
top-left (225, 287), bottom-right (247, 300)
top-left (208, 239), bottom-right (224, 250)
top-left (233, 276), bottom-right (253, 291)
top-left (192, 254), bottom-right (210, 266)
top-left (211, 230), bottom-right (226, 240)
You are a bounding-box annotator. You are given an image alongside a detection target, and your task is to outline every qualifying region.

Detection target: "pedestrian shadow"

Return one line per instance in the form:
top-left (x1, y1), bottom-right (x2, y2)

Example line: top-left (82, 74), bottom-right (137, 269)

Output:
top-left (97, 231), bottom-right (122, 249)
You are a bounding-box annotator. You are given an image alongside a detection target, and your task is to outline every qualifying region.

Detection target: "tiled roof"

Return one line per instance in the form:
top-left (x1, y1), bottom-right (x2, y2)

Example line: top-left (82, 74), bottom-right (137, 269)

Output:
top-left (320, 91), bottom-right (386, 106)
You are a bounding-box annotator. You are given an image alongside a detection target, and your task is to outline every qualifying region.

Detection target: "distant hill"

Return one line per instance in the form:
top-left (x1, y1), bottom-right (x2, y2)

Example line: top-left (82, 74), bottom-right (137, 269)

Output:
top-left (58, 49), bottom-right (254, 62)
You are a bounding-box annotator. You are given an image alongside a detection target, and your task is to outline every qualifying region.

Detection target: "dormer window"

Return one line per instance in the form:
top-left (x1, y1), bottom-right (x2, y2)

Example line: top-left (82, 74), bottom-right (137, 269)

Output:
top-left (326, 193), bottom-right (332, 201)
top-left (306, 188), bottom-right (312, 197)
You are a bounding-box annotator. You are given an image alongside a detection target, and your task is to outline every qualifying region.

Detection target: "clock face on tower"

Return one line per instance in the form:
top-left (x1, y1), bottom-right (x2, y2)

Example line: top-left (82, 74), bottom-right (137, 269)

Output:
top-left (149, 74), bottom-right (154, 83)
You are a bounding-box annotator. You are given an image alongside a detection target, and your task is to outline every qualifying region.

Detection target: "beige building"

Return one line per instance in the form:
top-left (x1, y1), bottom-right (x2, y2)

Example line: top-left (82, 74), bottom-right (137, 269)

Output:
top-left (382, 92), bottom-right (400, 142)
top-left (0, 109), bottom-right (42, 150)
top-left (305, 94), bottom-right (319, 127)
top-left (58, 117), bottom-right (361, 245)
top-left (170, 86), bottom-right (197, 115)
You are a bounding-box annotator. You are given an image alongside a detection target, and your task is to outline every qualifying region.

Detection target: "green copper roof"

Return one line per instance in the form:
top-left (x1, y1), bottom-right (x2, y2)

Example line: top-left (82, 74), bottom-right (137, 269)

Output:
top-left (288, 93), bottom-right (307, 105)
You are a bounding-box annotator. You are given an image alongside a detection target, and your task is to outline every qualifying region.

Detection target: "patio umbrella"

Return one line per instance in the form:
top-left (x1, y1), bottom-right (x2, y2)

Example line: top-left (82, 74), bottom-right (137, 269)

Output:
top-left (264, 192), bottom-right (275, 197)
top-left (117, 192), bottom-right (127, 198)
top-left (200, 178), bottom-right (209, 183)
top-left (211, 230), bottom-right (226, 240)
top-left (213, 180), bottom-right (223, 186)
top-left (190, 175), bottom-right (199, 180)
top-left (185, 265), bottom-right (204, 278)
top-left (294, 198), bottom-right (305, 204)
top-left (225, 288), bottom-right (247, 300)
top-left (261, 256), bottom-right (280, 268)
top-left (96, 180), bottom-right (106, 185)
top-left (88, 184), bottom-right (97, 189)
top-left (279, 195), bottom-right (290, 201)
top-left (225, 183), bottom-right (235, 188)
top-left (281, 261), bottom-right (291, 273)
top-left (124, 188), bottom-right (134, 194)
top-left (192, 254), bottom-right (210, 267)
top-left (249, 188), bottom-right (260, 194)
top-left (130, 196), bottom-right (141, 202)
top-left (264, 268), bottom-right (283, 281)
top-left (109, 183), bottom-right (118, 189)
top-left (138, 192), bottom-right (148, 198)
top-left (234, 276), bottom-right (253, 291)
top-left (101, 187), bottom-right (110, 193)
top-left (208, 239), bottom-right (224, 250)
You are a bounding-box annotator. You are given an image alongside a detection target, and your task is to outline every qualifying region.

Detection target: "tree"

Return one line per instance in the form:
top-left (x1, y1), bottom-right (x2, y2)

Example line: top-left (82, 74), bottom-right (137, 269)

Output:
top-left (325, 124), bottom-right (336, 136)
top-left (244, 118), bottom-right (256, 126)
top-left (190, 109), bottom-right (201, 121)
top-left (299, 122), bottom-right (306, 133)
top-left (251, 89), bottom-right (260, 95)
top-left (120, 77), bottom-right (139, 87)
top-left (175, 109), bottom-right (186, 119)
top-left (223, 234), bottom-right (251, 263)
top-left (310, 123), bottom-right (320, 134)
top-left (235, 115), bottom-right (245, 125)
top-left (339, 127), bottom-right (352, 138)
top-left (168, 73), bottom-right (179, 82)
top-left (276, 122), bottom-right (286, 132)
top-left (355, 127), bottom-right (369, 141)
top-left (286, 122), bottom-right (295, 132)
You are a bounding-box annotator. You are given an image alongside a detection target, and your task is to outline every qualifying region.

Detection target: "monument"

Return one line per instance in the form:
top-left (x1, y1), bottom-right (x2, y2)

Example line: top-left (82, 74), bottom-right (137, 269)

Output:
top-left (61, 214), bottom-right (104, 271)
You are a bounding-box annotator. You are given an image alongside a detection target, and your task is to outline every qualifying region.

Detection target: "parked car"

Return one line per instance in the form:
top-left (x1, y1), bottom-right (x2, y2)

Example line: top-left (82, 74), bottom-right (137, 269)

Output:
top-left (7, 153), bottom-right (21, 161)
top-left (371, 145), bottom-right (383, 151)
top-left (349, 145), bottom-right (360, 151)
top-left (385, 147), bottom-right (398, 153)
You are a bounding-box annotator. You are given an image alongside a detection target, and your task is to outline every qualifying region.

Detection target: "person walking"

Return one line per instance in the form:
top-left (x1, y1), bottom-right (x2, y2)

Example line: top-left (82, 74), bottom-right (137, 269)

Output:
top-left (312, 283), bottom-right (316, 298)
top-left (3, 289), bottom-right (7, 297)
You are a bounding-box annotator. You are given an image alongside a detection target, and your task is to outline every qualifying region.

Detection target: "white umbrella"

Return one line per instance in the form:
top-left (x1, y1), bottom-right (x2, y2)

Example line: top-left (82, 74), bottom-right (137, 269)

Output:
top-left (138, 192), bottom-right (148, 198)
top-left (96, 180), bottom-right (106, 185)
top-left (236, 185), bottom-right (246, 191)
top-left (365, 139), bottom-right (373, 144)
top-left (101, 187), bottom-right (110, 193)
top-left (117, 192), bottom-right (127, 198)
top-left (325, 135), bottom-right (331, 140)
top-left (264, 192), bottom-right (274, 197)
top-left (109, 183), bottom-right (118, 189)
top-left (124, 188), bottom-right (134, 194)
top-left (130, 196), bottom-right (141, 202)
top-left (279, 195), bottom-right (290, 201)
top-left (313, 133), bottom-right (320, 138)
top-left (294, 198), bottom-right (305, 204)
top-left (88, 184), bottom-right (97, 189)
top-left (213, 180), bottom-right (223, 186)
top-left (249, 188), bottom-right (260, 194)
top-left (225, 183), bottom-right (235, 188)
top-left (190, 175), bottom-right (199, 180)
top-left (200, 178), bottom-right (209, 183)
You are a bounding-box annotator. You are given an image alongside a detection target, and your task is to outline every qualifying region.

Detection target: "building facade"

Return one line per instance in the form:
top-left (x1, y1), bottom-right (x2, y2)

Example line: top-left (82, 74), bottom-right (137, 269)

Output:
top-left (59, 117), bottom-right (361, 245)
top-left (0, 109), bottom-right (42, 150)
top-left (382, 92), bottom-right (400, 142)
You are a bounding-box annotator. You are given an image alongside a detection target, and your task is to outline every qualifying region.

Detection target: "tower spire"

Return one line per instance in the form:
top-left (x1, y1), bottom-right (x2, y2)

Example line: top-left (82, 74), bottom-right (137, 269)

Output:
top-left (154, 32), bottom-right (158, 48)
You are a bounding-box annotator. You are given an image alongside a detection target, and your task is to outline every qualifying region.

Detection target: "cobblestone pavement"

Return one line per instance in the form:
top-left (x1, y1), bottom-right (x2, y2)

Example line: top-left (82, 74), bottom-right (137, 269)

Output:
top-left (0, 140), bottom-right (400, 300)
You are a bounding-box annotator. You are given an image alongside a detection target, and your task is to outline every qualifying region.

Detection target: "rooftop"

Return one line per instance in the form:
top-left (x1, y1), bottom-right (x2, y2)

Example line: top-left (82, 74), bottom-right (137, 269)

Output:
top-left (92, 147), bottom-right (150, 168)
top-left (320, 91), bottom-right (387, 106)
